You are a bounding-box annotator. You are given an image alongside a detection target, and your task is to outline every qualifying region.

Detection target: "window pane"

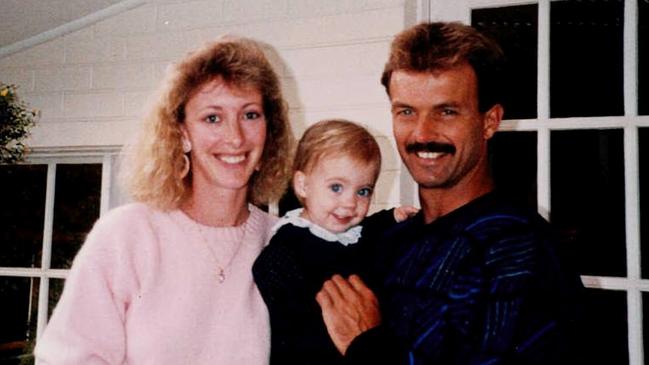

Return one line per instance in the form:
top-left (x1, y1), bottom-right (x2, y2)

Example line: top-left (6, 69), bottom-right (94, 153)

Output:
top-left (550, 0), bottom-right (624, 118)
top-left (51, 164), bottom-right (102, 269)
top-left (278, 188), bottom-right (301, 217)
top-left (472, 4), bottom-right (538, 120)
top-left (0, 165), bottom-right (46, 268)
top-left (641, 292), bottom-right (649, 363)
top-left (550, 129), bottom-right (625, 276)
top-left (489, 131), bottom-right (537, 209)
top-left (48, 278), bottom-right (65, 318)
top-left (582, 289), bottom-right (628, 364)
top-left (0, 276), bottom-right (38, 364)
top-left (640, 128), bottom-right (649, 278)
top-left (640, 0), bottom-right (649, 115)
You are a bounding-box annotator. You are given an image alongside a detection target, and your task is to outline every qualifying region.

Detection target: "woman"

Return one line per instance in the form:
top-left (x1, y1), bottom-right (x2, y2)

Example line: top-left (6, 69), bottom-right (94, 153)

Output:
top-left (34, 37), bottom-right (293, 364)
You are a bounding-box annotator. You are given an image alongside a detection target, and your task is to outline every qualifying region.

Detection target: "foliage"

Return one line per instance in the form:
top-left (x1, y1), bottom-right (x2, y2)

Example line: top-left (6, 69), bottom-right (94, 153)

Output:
top-left (0, 83), bottom-right (38, 164)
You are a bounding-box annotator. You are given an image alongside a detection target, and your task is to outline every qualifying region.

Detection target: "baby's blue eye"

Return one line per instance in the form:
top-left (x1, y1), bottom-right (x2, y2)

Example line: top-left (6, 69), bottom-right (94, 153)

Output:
top-left (206, 114), bottom-right (220, 123)
top-left (357, 188), bottom-right (373, 197)
top-left (330, 184), bottom-right (342, 193)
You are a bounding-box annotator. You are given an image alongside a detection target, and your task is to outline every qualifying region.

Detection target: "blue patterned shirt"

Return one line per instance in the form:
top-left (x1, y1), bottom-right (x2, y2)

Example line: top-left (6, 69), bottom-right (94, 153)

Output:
top-left (347, 192), bottom-right (584, 365)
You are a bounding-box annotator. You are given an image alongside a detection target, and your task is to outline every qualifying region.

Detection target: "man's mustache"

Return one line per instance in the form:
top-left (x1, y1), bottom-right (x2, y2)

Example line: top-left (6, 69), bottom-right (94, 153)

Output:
top-left (405, 141), bottom-right (456, 155)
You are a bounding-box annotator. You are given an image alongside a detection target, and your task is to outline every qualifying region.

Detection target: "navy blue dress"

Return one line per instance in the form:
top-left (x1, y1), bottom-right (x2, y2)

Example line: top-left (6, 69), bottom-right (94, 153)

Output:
top-left (252, 209), bottom-right (396, 365)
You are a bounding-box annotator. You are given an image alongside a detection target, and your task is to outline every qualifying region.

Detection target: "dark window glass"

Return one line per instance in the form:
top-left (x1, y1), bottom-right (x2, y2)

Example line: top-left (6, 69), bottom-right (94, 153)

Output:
top-left (472, 4), bottom-right (538, 120)
top-left (48, 278), bottom-right (65, 318)
top-left (0, 165), bottom-right (46, 268)
top-left (51, 164), bottom-right (102, 269)
top-left (278, 187), bottom-right (301, 217)
top-left (550, 0), bottom-right (624, 118)
top-left (582, 289), bottom-right (628, 364)
top-left (0, 276), bottom-right (38, 364)
top-left (640, 128), bottom-right (649, 277)
top-left (489, 131), bottom-right (537, 209)
top-left (640, 0), bottom-right (649, 115)
top-left (640, 291), bottom-right (649, 363)
top-left (550, 129), bottom-right (625, 276)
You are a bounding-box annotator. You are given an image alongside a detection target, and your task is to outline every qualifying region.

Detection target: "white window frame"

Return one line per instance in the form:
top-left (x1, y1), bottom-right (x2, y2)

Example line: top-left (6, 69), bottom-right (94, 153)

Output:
top-left (415, 0), bottom-right (649, 363)
top-left (0, 146), bottom-right (122, 341)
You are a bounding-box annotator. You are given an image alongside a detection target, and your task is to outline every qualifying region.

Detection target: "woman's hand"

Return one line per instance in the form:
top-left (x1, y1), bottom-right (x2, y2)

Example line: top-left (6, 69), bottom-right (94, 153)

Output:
top-left (315, 274), bottom-right (381, 355)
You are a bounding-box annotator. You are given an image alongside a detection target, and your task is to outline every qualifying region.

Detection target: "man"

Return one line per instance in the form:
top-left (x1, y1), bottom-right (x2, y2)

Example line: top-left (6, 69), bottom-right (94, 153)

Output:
top-left (316, 22), bottom-right (583, 364)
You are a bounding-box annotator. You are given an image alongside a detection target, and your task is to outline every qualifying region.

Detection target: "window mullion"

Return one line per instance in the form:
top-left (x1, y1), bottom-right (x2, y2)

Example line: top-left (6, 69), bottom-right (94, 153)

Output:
top-left (624, 2), bottom-right (642, 364)
top-left (537, 127), bottom-right (550, 220)
top-left (100, 155), bottom-right (112, 216)
top-left (36, 163), bottom-right (56, 339)
top-left (625, 0), bottom-right (638, 117)
top-left (537, 0), bottom-right (550, 120)
top-left (626, 124), bottom-right (643, 365)
top-left (537, 0), bottom-right (550, 220)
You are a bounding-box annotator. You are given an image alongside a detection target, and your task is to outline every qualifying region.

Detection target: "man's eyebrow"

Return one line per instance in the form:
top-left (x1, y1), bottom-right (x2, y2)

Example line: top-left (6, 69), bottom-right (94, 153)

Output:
top-left (391, 101), bottom-right (412, 108)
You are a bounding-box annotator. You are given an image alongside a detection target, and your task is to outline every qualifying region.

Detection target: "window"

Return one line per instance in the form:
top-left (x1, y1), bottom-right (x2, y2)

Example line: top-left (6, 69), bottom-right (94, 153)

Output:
top-left (0, 151), bottom-right (119, 364)
top-left (425, 0), bottom-right (648, 363)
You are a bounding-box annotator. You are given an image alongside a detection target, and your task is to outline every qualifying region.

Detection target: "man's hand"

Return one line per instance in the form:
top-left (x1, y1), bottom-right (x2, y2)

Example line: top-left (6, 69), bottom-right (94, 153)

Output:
top-left (316, 274), bottom-right (381, 355)
top-left (394, 205), bottom-right (420, 222)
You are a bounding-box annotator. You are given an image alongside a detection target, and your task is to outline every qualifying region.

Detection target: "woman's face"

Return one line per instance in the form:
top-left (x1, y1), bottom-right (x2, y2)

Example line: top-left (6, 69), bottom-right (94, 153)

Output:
top-left (181, 78), bottom-right (267, 196)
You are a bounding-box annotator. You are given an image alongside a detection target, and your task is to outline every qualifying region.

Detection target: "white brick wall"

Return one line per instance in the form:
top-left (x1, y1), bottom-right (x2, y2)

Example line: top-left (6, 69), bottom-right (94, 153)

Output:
top-left (0, 0), bottom-right (409, 207)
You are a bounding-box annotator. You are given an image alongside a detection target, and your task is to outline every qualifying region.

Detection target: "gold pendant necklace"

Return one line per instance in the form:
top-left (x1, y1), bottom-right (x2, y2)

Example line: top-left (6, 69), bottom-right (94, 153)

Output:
top-left (194, 220), bottom-right (247, 284)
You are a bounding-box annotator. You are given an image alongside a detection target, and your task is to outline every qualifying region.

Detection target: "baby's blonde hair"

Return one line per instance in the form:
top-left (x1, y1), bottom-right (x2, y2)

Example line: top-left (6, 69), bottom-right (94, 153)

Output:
top-left (292, 119), bottom-right (381, 203)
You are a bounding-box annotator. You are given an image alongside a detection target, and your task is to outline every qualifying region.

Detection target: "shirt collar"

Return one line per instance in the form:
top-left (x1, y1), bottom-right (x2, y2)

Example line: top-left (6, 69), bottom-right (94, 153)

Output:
top-left (272, 208), bottom-right (363, 246)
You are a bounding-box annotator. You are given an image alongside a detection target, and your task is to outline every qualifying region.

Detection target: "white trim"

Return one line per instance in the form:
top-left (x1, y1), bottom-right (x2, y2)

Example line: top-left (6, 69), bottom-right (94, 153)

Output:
top-left (469, 0), bottom-right (540, 8)
top-left (625, 125), bottom-right (643, 365)
top-left (582, 276), bottom-right (649, 292)
top-left (26, 145), bottom-right (122, 160)
top-left (538, 0), bottom-right (550, 120)
top-left (622, 19), bottom-right (641, 359)
top-left (625, 0), bottom-right (638, 117)
top-left (0, 267), bottom-right (69, 279)
top-left (101, 155), bottom-right (113, 216)
top-left (536, 1), bottom-right (551, 219)
top-left (626, 127), bottom-right (641, 282)
top-left (628, 289), bottom-right (644, 365)
top-left (537, 127), bottom-right (551, 219)
top-left (36, 163), bottom-right (56, 339)
top-left (0, 0), bottom-right (146, 59)
top-left (498, 116), bottom-right (649, 131)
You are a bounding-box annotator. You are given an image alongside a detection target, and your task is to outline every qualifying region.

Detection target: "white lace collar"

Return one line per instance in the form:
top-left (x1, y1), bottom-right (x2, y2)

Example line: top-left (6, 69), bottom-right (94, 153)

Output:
top-left (272, 208), bottom-right (363, 246)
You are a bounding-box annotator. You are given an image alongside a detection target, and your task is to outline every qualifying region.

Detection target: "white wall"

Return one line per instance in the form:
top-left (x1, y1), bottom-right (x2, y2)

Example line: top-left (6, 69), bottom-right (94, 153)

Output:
top-left (0, 0), bottom-right (414, 211)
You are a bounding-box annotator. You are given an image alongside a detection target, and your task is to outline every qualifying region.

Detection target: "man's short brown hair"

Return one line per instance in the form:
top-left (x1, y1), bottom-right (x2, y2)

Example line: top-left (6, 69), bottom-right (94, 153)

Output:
top-left (381, 22), bottom-right (505, 113)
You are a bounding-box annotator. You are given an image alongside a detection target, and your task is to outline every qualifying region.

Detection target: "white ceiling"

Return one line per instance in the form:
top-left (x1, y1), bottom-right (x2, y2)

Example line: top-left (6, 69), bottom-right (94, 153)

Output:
top-left (0, 0), bottom-right (127, 48)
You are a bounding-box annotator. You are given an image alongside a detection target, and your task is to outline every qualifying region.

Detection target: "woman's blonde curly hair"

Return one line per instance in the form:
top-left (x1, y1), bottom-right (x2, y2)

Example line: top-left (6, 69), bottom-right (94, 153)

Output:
top-left (122, 37), bottom-right (293, 210)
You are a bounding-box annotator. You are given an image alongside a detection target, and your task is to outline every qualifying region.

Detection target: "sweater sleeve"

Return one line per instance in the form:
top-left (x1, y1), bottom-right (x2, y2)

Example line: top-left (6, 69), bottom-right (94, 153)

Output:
top-left (35, 205), bottom-right (153, 365)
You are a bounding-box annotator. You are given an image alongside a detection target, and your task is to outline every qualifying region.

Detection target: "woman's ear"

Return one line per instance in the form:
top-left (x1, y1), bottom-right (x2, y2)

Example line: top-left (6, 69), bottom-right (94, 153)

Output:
top-left (180, 126), bottom-right (192, 153)
top-left (293, 171), bottom-right (307, 199)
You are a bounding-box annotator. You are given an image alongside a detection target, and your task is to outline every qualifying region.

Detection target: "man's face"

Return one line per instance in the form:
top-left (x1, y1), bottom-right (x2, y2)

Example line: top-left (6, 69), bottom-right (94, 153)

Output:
top-left (389, 64), bottom-right (501, 190)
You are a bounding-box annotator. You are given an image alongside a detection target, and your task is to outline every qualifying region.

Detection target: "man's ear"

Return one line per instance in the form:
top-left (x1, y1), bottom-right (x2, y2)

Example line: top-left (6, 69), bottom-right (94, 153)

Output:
top-left (483, 104), bottom-right (504, 140)
top-left (293, 171), bottom-right (307, 199)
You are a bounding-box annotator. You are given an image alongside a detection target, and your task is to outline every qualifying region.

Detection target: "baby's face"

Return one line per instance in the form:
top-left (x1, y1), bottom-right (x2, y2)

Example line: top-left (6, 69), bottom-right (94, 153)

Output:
top-left (294, 154), bottom-right (378, 233)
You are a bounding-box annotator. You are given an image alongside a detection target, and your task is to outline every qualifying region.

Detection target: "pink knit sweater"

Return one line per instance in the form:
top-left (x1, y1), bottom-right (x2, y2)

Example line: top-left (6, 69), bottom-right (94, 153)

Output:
top-left (35, 203), bottom-right (276, 365)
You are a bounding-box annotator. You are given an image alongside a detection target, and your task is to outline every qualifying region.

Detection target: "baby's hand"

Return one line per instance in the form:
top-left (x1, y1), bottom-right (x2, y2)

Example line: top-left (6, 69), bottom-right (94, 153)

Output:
top-left (393, 205), bottom-right (419, 222)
